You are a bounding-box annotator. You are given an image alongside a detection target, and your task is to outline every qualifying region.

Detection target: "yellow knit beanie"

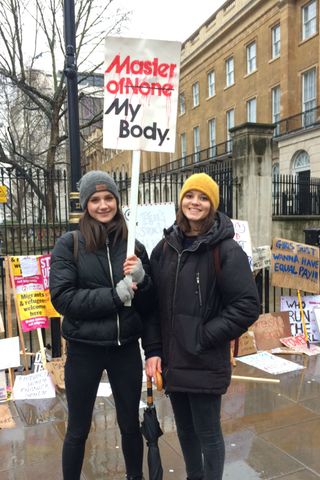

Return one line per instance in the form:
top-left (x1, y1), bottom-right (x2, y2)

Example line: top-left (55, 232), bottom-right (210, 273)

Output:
top-left (179, 173), bottom-right (220, 210)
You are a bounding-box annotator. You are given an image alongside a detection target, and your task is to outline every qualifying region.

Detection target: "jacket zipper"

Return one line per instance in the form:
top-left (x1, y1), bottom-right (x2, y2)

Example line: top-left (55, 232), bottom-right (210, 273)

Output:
top-left (196, 272), bottom-right (203, 307)
top-left (106, 240), bottom-right (121, 346)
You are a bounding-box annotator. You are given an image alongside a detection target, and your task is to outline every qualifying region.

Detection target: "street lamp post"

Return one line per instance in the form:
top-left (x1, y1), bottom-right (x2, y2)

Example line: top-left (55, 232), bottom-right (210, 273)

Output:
top-left (50, 0), bottom-right (81, 359)
top-left (63, 0), bottom-right (82, 229)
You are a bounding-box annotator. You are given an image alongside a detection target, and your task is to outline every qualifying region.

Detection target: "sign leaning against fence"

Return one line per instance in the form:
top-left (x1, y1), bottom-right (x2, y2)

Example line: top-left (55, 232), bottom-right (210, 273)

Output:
top-left (271, 237), bottom-right (320, 294)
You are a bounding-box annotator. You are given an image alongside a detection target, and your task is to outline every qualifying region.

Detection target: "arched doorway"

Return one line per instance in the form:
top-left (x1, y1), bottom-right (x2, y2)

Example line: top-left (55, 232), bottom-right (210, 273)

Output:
top-left (291, 150), bottom-right (310, 214)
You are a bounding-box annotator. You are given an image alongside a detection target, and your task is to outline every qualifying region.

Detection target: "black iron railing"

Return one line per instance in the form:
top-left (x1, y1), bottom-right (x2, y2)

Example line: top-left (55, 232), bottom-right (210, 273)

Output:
top-left (272, 174), bottom-right (320, 216)
top-left (274, 105), bottom-right (320, 137)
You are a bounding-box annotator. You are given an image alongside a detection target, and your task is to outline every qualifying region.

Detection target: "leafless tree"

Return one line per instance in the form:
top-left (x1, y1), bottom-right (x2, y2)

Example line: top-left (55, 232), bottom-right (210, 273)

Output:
top-left (0, 0), bottom-right (129, 220)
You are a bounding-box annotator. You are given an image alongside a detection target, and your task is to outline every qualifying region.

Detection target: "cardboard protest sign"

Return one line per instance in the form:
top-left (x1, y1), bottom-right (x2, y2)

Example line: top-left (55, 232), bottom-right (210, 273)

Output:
top-left (0, 336), bottom-right (20, 370)
top-left (13, 370), bottom-right (56, 400)
top-left (271, 238), bottom-right (320, 294)
top-left (232, 331), bottom-right (257, 357)
top-left (0, 404), bottom-right (16, 429)
top-left (46, 357), bottom-right (65, 390)
top-left (280, 295), bottom-right (320, 342)
top-left (122, 203), bottom-right (176, 256)
top-left (250, 312), bottom-right (291, 351)
top-left (231, 219), bottom-right (253, 270)
top-left (104, 37), bottom-right (181, 152)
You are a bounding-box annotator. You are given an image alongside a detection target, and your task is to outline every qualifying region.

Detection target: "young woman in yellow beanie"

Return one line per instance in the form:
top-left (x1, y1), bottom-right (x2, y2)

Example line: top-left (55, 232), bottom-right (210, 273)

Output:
top-left (146, 172), bottom-right (260, 480)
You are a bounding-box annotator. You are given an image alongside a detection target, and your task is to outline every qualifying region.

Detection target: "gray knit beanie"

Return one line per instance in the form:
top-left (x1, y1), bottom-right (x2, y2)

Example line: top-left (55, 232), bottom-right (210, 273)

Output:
top-left (79, 170), bottom-right (120, 210)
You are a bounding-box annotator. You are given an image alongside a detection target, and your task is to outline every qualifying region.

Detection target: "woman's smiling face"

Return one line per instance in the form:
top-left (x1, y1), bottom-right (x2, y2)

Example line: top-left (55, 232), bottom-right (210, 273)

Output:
top-left (87, 190), bottom-right (117, 223)
top-left (181, 189), bottom-right (211, 225)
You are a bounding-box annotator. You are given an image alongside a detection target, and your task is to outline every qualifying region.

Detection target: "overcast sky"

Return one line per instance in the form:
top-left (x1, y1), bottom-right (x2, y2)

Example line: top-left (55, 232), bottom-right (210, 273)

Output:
top-left (116, 1), bottom-right (226, 42)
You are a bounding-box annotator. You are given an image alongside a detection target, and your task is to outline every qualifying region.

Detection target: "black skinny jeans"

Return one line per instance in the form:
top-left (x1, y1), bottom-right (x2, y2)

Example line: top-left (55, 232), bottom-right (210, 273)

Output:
top-left (63, 340), bottom-right (143, 480)
top-left (170, 392), bottom-right (225, 480)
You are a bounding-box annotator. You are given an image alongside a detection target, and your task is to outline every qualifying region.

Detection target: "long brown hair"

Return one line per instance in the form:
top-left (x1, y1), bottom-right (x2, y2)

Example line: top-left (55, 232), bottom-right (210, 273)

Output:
top-left (176, 205), bottom-right (216, 235)
top-left (79, 206), bottom-right (127, 252)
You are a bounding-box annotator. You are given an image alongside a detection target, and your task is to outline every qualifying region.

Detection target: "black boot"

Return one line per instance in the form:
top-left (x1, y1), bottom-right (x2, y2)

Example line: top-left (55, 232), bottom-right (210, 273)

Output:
top-left (125, 476), bottom-right (144, 480)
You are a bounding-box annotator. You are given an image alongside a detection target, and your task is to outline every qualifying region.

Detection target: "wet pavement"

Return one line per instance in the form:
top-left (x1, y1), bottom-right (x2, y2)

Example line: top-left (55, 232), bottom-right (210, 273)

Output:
top-left (1, 353), bottom-right (320, 479)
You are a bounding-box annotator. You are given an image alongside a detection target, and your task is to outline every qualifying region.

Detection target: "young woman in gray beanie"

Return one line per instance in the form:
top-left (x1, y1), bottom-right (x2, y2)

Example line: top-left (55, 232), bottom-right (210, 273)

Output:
top-left (49, 170), bottom-right (159, 480)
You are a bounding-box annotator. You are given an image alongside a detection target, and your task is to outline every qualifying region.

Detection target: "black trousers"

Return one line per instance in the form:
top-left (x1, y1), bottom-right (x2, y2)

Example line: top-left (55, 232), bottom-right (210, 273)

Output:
top-left (170, 392), bottom-right (225, 480)
top-left (63, 340), bottom-right (143, 480)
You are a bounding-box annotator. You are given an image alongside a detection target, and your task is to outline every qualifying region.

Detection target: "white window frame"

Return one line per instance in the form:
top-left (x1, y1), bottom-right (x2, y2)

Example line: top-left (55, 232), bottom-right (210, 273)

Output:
top-left (208, 118), bottom-right (216, 157)
top-left (302, 0), bottom-right (317, 40)
top-left (179, 93), bottom-right (185, 115)
top-left (193, 126), bottom-right (200, 162)
top-left (246, 42), bottom-right (256, 74)
top-left (192, 82), bottom-right (200, 107)
top-left (181, 133), bottom-right (187, 166)
top-left (226, 108), bottom-right (234, 150)
top-left (246, 98), bottom-right (257, 122)
top-left (225, 57), bottom-right (234, 87)
top-left (207, 70), bottom-right (215, 97)
top-left (302, 68), bottom-right (316, 125)
top-left (272, 24), bottom-right (281, 58)
top-left (272, 85), bottom-right (281, 135)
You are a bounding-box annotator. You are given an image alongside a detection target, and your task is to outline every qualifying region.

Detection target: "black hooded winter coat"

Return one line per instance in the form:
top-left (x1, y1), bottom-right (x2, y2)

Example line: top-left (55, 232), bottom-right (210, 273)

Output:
top-left (150, 212), bottom-right (260, 394)
top-left (49, 231), bottom-right (157, 350)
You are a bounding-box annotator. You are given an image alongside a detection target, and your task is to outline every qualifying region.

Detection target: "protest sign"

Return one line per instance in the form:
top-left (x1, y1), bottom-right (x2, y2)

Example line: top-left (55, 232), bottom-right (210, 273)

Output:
top-left (103, 37), bottom-right (181, 152)
top-left (231, 219), bottom-right (253, 270)
top-left (122, 203), bottom-right (176, 256)
top-left (0, 404), bottom-right (16, 428)
top-left (280, 295), bottom-right (320, 342)
top-left (232, 331), bottom-right (257, 357)
top-left (0, 336), bottom-right (20, 370)
top-left (46, 357), bottom-right (65, 390)
top-left (9, 255), bottom-right (59, 333)
top-left (0, 370), bottom-right (7, 402)
top-left (280, 334), bottom-right (320, 356)
top-left (250, 312), bottom-right (291, 351)
top-left (13, 370), bottom-right (56, 400)
top-left (237, 351), bottom-right (305, 375)
top-left (271, 238), bottom-right (319, 293)
top-left (252, 245), bottom-right (271, 271)
top-left (39, 255), bottom-right (60, 318)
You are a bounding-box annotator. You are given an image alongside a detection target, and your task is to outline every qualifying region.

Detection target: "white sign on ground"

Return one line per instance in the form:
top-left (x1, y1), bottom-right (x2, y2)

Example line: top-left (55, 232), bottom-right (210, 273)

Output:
top-left (237, 351), bottom-right (305, 375)
top-left (0, 336), bottom-right (20, 370)
top-left (13, 370), bottom-right (56, 400)
top-left (104, 37), bottom-right (181, 152)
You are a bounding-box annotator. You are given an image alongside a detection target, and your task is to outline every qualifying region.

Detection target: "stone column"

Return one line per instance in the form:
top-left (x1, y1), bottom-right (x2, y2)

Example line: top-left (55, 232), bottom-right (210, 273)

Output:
top-left (230, 123), bottom-right (275, 247)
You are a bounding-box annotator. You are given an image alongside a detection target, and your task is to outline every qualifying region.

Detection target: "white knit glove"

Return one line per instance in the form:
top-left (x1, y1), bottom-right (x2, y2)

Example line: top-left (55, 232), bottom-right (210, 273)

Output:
top-left (115, 277), bottom-right (135, 304)
top-left (130, 258), bottom-right (145, 284)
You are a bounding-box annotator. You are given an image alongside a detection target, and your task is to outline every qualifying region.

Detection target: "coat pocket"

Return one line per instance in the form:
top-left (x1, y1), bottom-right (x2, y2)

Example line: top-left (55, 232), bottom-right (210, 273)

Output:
top-left (172, 314), bottom-right (215, 370)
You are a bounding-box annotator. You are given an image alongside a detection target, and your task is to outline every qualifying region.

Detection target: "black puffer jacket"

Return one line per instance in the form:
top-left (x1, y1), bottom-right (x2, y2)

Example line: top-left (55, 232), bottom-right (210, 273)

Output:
top-left (49, 231), bottom-right (156, 349)
top-left (150, 212), bottom-right (260, 394)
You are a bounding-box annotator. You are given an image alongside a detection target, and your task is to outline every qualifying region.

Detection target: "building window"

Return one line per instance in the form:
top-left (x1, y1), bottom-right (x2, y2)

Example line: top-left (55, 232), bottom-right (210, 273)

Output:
top-left (226, 108), bottom-right (234, 150)
top-left (292, 150), bottom-right (310, 173)
top-left (302, 0), bottom-right (317, 40)
top-left (193, 126), bottom-right (200, 162)
top-left (225, 57), bottom-right (234, 87)
top-left (208, 118), bottom-right (216, 157)
top-left (271, 24), bottom-right (281, 58)
top-left (272, 86), bottom-right (281, 135)
top-left (181, 133), bottom-right (187, 166)
top-left (208, 71), bottom-right (215, 97)
top-left (247, 98), bottom-right (256, 122)
top-left (302, 68), bottom-right (316, 125)
top-left (179, 93), bottom-right (185, 115)
top-left (246, 42), bottom-right (256, 74)
top-left (192, 82), bottom-right (200, 107)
